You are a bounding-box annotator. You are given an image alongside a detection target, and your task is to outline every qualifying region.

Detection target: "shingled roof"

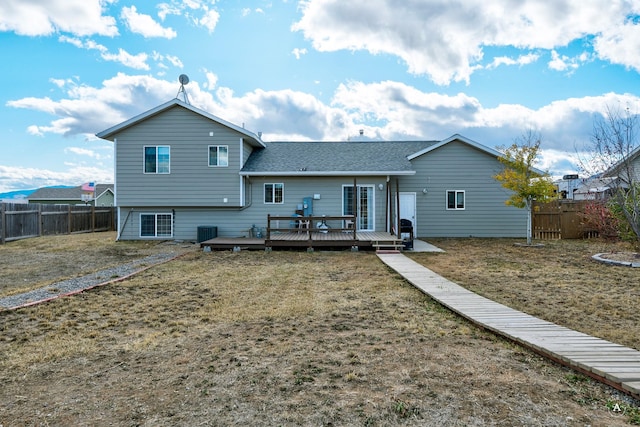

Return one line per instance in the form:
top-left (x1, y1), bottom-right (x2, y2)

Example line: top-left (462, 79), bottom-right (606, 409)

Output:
top-left (240, 140), bottom-right (438, 176)
top-left (29, 184), bottom-right (114, 201)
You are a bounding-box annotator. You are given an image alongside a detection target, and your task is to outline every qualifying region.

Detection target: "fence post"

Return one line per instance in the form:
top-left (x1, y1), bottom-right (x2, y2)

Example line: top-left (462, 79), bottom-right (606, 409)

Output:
top-left (68, 205), bottom-right (72, 234)
top-left (91, 205), bottom-right (96, 232)
top-left (1, 203), bottom-right (5, 244)
top-left (38, 203), bottom-right (42, 238)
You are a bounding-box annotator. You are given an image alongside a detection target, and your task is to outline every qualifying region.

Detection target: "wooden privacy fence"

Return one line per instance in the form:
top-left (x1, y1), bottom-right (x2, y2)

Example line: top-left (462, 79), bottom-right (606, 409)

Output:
top-left (532, 200), bottom-right (595, 240)
top-left (0, 202), bottom-right (116, 244)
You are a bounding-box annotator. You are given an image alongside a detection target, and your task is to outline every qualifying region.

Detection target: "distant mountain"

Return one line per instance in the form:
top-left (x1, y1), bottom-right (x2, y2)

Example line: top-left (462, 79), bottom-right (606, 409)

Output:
top-left (0, 186), bottom-right (74, 202)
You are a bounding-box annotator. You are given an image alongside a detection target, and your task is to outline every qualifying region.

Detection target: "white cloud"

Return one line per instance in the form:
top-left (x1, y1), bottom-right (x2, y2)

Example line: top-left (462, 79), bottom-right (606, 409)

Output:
top-left (6, 73), bottom-right (178, 137)
top-left (292, 0), bottom-right (640, 85)
top-left (548, 50), bottom-right (580, 72)
top-left (59, 35), bottom-right (108, 53)
top-left (65, 147), bottom-right (101, 159)
top-left (486, 53), bottom-right (540, 69)
top-left (198, 9), bottom-right (220, 32)
top-left (158, 3), bottom-right (182, 21)
top-left (152, 51), bottom-right (184, 69)
top-left (594, 18), bottom-right (640, 72)
top-left (101, 49), bottom-right (150, 70)
top-left (121, 5), bottom-right (177, 39)
top-left (0, 0), bottom-right (118, 37)
top-left (58, 35), bottom-right (149, 70)
top-left (203, 71), bottom-right (218, 90)
top-left (292, 48), bottom-right (308, 59)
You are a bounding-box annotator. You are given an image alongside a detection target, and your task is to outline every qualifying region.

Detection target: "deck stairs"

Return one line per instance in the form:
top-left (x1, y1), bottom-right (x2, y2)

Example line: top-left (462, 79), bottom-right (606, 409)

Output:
top-left (371, 237), bottom-right (405, 253)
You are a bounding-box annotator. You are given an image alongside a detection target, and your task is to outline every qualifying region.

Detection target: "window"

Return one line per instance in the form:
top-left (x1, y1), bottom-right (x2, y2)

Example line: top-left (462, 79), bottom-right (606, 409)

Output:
top-left (209, 145), bottom-right (228, 167)
top-left (447, 190), bottom-right (465, 210)
top-left (140, 213), bottom-right (173, 237)
top-left (264, 183), bottom-right (284, 204)
top-left (144, 146), bottom-right (170, 174)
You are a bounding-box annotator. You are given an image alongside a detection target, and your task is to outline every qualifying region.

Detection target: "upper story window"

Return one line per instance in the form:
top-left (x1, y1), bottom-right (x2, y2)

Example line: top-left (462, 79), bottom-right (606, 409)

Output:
top-left (209, 145), bottom-right (228, 167)
top-left (447, 190), bottom-right (465, 210)
top-left (144, 146), bottom-right (170, 174)
top-left (264, 183), bottom-right (284, 204)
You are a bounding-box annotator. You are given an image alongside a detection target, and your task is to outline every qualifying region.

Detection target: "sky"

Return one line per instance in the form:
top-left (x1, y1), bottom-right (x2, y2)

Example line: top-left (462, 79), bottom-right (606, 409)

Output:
top-left (1, 0), bottom-right (640, 194)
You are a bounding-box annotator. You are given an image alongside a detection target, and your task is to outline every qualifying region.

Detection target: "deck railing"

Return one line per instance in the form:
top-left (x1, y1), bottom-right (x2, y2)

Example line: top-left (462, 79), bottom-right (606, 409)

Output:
top-left (266, 214), bottom-right (357, 242)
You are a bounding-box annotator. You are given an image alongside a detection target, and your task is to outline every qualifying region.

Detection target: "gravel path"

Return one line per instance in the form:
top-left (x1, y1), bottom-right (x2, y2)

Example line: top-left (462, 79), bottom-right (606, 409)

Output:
top-left (0, 252), bottom-right (183, 311)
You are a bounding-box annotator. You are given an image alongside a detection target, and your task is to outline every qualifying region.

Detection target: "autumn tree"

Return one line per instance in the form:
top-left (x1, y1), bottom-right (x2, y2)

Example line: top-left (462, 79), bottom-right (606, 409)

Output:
top-left (494, 131), bottom-right (556, 245)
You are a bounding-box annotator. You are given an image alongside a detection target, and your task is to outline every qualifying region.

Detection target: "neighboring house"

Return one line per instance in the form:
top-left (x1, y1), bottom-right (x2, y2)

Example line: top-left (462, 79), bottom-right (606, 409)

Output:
top-left (573, 146), bottom-right (640, 201)
top-left (602, 144), bottom-right (640, 185)
top-left (96, 99), bottom-right (527, 241)
top-left (573, 177), bottom-right (627, 201)
top-left (28, 184), bottom-right (115, 206)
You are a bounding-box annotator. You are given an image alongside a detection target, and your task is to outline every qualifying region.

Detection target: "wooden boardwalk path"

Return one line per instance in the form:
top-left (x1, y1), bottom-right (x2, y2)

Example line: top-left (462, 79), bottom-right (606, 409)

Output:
top-left (377, 253), bottom-right (640, 399)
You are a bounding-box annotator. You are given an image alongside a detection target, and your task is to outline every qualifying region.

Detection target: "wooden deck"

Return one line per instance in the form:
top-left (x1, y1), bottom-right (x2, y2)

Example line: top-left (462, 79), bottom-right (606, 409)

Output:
top-left (200, 231), bottom-right (405, 251)
top-left (377, 253), bottom-right (640, 399)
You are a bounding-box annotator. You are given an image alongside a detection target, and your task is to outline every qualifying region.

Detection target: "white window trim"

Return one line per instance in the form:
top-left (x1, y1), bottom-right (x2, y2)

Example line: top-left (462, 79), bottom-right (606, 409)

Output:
top-left (446, 190), bottom-right (466, 210)
top-left (264, 183), bottom-right (284, 204)
top-left (143, 145), bottom-right (170, 174)
top-left (208, 145), bottom-right (229, 167)
top-left (139, 213), bottom-right (173, 238)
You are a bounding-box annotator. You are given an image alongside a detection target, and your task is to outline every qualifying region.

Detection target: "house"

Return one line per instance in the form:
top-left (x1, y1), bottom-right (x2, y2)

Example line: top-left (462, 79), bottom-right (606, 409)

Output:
top-left (602, 144), bottom-right (640, 185)
top-left (96, 99), bottom-right (527, 241)
top-left (28, 184), bottom-right (115, 206)
top-left (572, 146), bottom-right (640, 201)
top-left (573, 176), bottom-right (628, 201)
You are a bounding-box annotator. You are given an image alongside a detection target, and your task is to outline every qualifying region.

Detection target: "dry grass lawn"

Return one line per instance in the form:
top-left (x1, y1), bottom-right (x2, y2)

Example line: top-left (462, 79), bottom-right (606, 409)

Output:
top-left (409, 238), bottom-right (640, 352)
top-left (0, 233), bottom-right (639, 426)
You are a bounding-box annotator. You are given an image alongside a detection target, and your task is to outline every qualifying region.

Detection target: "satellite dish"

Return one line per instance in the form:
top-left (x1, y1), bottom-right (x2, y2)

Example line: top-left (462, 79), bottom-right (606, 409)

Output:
top-left (176, 74), bottom-right (191, 104)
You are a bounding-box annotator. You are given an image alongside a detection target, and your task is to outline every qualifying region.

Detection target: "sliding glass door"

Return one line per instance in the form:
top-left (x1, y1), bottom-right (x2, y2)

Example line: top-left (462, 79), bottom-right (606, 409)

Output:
top-left (342, 185), bottom-right (375, 231)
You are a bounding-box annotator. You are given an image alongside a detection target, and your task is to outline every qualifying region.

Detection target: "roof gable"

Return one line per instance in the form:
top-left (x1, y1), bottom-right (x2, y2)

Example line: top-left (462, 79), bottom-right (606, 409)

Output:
top-left (602, 144), bottom-right (640, 179)
top-left (96, 99), bottom-right (265, 148)
top-left (407, 134), bottom-right (503, 160)
top-left (29, 184), bottom-right (114, 200)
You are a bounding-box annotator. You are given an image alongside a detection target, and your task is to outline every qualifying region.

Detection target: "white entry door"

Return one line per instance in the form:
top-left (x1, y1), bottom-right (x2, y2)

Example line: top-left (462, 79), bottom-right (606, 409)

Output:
top-left (399, 192), bottom-right (416, 236)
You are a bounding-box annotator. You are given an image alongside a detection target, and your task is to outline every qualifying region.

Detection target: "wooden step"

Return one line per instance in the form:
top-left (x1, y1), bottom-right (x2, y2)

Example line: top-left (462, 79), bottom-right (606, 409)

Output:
top-left (371, 240), bottom-right (405, 252)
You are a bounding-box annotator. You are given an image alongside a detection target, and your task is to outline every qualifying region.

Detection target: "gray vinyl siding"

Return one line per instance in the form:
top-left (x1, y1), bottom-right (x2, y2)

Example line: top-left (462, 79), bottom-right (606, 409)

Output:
top-left (115, 106), bottom-right (245, 207)
top-left (116, 176), bottom-right (389, 240)
top-left (631, 156), bottom-right (640, 183)
top-left (401, 140), bottom-right (527, 238)
top-left (242, 141), bottom-right (254, 166)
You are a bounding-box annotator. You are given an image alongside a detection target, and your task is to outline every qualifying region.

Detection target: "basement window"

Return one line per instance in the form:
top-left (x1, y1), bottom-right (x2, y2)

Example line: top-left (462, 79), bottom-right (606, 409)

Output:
top-left (140, 213), bottom-right (173, 237)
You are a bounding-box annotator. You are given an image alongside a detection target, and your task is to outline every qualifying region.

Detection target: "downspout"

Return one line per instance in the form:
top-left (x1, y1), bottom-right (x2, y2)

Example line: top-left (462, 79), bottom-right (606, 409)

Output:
top-left (239, 177), bottom-right (252, 210)
top-left (396, 179), bottom-right (401, 238)
top-left (385, 175), bottom-right (390, 233)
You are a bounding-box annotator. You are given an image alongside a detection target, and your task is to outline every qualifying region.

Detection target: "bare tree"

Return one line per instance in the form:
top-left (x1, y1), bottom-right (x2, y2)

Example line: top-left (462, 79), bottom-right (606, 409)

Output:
top-left (579, 106), bottom-right (640, 244)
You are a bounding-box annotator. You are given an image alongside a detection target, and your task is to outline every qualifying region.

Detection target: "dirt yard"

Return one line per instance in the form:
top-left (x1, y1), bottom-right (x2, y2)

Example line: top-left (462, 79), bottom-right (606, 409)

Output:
top-left (0, 233), bottom-right (639, 426)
